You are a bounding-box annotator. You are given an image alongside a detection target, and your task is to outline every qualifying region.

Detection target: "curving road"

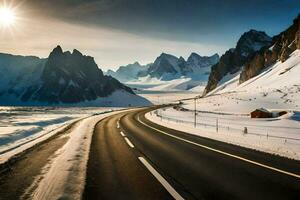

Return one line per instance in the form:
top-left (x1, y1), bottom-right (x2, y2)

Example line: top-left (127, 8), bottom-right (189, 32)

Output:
top-left (83, 106), bottom-right (300, 200)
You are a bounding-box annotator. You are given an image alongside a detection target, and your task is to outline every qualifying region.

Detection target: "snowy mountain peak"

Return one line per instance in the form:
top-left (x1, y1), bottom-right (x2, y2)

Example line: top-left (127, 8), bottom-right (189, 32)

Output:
top-left (205, 15), bottom-right (300, 96)
top-left (187, 53), bottom-right (219, 69)
top-left (106, 61), bottom-right (150, 82)
top-left (156, 53), bottom-right (179, 65)
top-left (236, 29), bottom-right (272, 57)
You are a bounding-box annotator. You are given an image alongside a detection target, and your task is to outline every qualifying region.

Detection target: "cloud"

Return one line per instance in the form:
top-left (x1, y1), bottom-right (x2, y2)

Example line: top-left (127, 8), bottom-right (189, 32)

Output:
top-left (1, 0), bottom-right (299, 68)
top-left (0, 17), bottom-right (227, 70)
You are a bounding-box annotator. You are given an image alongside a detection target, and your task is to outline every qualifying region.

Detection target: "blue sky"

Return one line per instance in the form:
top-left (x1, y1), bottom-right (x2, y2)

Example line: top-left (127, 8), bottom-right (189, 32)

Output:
top-left (0, 0), bottom-right (299, 69)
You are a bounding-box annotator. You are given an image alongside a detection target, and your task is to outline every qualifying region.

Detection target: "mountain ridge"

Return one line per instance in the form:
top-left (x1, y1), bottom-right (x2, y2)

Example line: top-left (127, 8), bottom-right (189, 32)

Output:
top-left (0, 46), bottom-right (150, 106)
top-left (203, 29), bottom-right (272, 95)
top-left (107, 52), bottom-right (219, 83)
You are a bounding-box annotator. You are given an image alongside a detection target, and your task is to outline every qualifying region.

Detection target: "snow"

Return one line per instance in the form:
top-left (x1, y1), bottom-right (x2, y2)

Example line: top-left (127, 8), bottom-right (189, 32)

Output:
top-left (145, 50), bottom-right (300, 160)
top-left (137, 90), bottom-right (197, 105)
top-left (26, 109), bottom-right (128, 199)
top-left (127, 76), bottom-right (207, 93)
top-left (185, 50), bottom-right (300, 114)
top-left (146, 108), bottom-right (300, 160)
top-left (0, 107), bottom-right (117, 164)
top-left (144, 78), bottom-right (203, 91)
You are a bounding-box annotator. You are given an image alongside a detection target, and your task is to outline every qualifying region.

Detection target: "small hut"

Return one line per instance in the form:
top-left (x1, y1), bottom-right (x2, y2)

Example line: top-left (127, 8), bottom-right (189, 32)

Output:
top-left (250, 108), bottom-right (272, 118)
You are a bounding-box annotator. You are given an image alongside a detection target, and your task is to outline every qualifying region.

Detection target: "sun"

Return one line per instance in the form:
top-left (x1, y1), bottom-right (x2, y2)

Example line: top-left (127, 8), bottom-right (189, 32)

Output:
top-left (0, 6), bottom-right (16, 27)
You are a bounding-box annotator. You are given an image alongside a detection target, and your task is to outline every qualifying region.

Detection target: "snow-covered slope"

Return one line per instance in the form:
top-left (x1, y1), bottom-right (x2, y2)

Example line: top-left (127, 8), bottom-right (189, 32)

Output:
top-left (105, 62), bottom-right (150, 82)
top-left (146, 50), bottom-right (300, 160)
top-left (187, 50), bottom-right (300, 114)
top-left (204, 30), bottom-right (272, 95)
top-left (143, 78), bottom-right (202, 91)
top-left (110, 52), bottom-right (219, 92)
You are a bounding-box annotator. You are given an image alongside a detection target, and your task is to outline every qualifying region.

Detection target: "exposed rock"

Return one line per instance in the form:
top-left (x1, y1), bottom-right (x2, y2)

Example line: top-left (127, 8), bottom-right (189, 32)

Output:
top-left (147, 53), bottom-right (179, 80)
top-left (25, 46), bottom-right (133, 103)
top-left (240, 14), bottom-right (300, 83)
top-left (145, 52), bottom-right (219, 81)
top-left (0, 46), bottom-right (145, 106)
top-left (204, 30), bottom-right (272, 95)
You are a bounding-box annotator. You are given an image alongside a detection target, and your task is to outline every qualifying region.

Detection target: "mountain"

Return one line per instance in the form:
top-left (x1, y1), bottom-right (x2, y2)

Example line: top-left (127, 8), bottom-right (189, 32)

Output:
top-left (108, 52), bottom-right (219, 84)
top-left (106, 62), bottom-right (150, 82)
top-left (239, 14), bottom-right (300, 83)
top-left (0, 46), bottom-right (151, 106)
top-left (203, 30), bottom-right (272, 95)
top-left (147, 53), bottom-right (181, 80)
top-left (0, 53), bottom-right (46, 95)
top-left (202, 14), bottom-right (300, 115)
top-left (186, 53), bottom-right (219, 70)
top-left (146, 52), bottom-right (219, 81)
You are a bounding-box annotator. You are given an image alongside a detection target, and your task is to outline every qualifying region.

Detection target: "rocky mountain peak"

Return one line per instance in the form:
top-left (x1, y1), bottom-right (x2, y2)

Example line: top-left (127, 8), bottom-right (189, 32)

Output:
top-left (187, 53), bottom-right (219, 69)
top-left (203, 29), bottom-right (272, 95)
top-left (20, 46), bottom-right (135, 104)
top-left (132, 61), bottom-right (140, 66)
top-left (50, 45), bottom-right (63, 57)
top-left (236, 29), bottom-right (272, 57)
top-left (72, 49), bottom-right (83, 56)
top-left (178, 56), bottom-right (185, 61)
top-left (239, 14), bottom-right (300, 83)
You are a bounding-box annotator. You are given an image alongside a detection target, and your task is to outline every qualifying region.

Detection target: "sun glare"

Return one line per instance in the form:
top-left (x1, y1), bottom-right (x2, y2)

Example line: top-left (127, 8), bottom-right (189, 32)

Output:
top-left (0, 6), bottom-right (16, 27)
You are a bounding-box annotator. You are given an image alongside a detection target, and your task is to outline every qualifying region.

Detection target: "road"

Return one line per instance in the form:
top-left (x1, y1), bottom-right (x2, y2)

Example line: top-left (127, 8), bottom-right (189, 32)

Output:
top-left (83, 106), bottom-right (300, 200)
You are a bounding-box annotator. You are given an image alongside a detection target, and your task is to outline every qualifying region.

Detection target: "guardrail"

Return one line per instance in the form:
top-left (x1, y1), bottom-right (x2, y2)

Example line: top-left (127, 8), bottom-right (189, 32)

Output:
top-left (151, 111), bottom-right (300, 145)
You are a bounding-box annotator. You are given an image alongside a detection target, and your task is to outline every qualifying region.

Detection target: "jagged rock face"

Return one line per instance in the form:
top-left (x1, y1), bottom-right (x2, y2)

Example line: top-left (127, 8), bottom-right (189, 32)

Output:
top-left (22, 46), bottom-right (133, 103)
top-left (235, 30), bottom-right (272, 58)
top-left (184, 53), bottom-right (219, 74)
top-left (147, 53), bottom-right (179, 79)
top-left (144, 52), bottom-right (219, 81)
top-left (204, 30), bottom-right (272, 95)
top-left (240, 14), bottom-right (300, 83)
top-left (108, 52), bottom-right (219, 82)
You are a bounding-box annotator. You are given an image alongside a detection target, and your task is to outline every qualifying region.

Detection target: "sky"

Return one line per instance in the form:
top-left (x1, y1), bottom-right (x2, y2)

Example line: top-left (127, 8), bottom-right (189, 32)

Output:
top-left (0, 0), bottom-right (299, 70)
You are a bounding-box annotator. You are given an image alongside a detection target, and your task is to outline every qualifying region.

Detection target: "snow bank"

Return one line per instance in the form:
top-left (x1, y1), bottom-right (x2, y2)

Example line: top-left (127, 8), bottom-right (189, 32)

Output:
top-left (0, 118), bottom-right (81, 165)
top-left (0, 107), bottom-right (113, 164)
top-left (146, 109), bottom-right (300, 160)
top-left (27, 110), bottom-right (126, 200)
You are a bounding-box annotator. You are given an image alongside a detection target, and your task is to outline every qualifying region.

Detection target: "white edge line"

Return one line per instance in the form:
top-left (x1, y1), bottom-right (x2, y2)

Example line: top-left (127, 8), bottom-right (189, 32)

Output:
top-left (137, 115), bottom-right (300, 179)
top-left (138, 157), bottom-right (185, 200)
top-left (120, 131), bottom-right (125, 137)
top-left (124, 137), bottom-right (134, 148)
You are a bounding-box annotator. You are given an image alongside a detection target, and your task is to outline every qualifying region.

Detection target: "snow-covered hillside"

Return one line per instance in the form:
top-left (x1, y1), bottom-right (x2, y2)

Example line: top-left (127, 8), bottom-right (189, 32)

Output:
top-left (109, 52), bottom-right (218, 92)
top-left (145, 50), bottom-right (300, 160)
top-left (127, 76), bottom-right (207, 92)
top-left (105, 62), bottom-right (150, 82)
top-left (185, 50), bottom-right (300, 114)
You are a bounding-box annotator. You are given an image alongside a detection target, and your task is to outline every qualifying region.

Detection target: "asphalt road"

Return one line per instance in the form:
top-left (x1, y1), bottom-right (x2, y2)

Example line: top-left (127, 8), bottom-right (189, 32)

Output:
top-left (83, 106), bottom-right (300, 200)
